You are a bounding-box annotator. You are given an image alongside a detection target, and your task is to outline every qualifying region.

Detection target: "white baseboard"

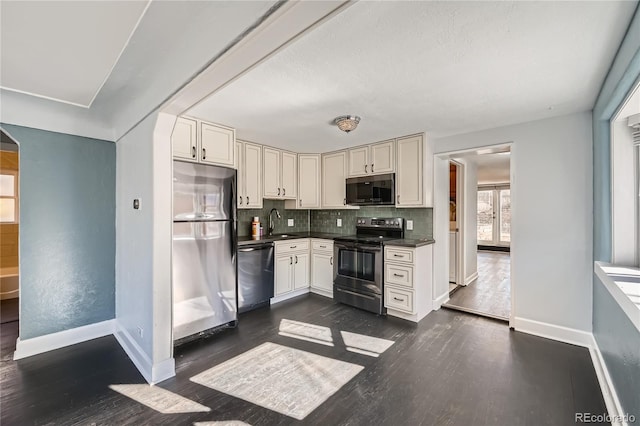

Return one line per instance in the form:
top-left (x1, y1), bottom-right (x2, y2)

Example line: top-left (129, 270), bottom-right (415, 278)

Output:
top-left (513, 317), bottom-right (593, 347)
top-left (309, 287), bottom-right (333, 299)
top-left (432, 292), bottom-right (449, 310)
top-left (588, 335), bottom-right (627, 426)
top-left (464, 271), bottom-right (479, 286)
top-left (14, 319), bottom-right (115, 360)
top-left (113, 322), bottom-right (175, 385)
top-left (271, 288), bottom-right (309, 305)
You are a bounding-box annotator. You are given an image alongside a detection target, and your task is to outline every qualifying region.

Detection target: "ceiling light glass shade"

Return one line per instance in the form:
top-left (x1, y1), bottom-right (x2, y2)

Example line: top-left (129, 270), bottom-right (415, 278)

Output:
top-left (334, 115), bottom-right (361, 133)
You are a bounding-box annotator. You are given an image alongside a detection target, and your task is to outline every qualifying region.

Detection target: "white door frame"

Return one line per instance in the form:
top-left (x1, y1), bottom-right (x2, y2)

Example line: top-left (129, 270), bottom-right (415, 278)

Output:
top-left (434, 143), bottom-right (514, 326)
top-left (450, 160), bottom-right (465, 286)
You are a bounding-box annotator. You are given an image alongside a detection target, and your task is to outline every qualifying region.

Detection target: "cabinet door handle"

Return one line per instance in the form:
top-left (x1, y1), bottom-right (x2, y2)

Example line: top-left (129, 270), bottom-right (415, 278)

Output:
top-left (343, 198), bottom-right (346, 205)
top-left (330, 256), bottom-right (333, 265)
top-left (295, 255), bottom-right (298, 264)
top-left (246, 196), bottom-right (250, 205)
top-left (202, 147), bottom-right (206, 160)
top-left (290, 245), bottom-right (297, 249)
top-left (290, 256), bottom-right (293, 265)
top-left (371, 163), bottom-right (374, 173)
top-left (365, 164), bottom-right (368, 173)
top-left (393, 297), bottom-right (404, 301)
top-left (397, 195), bottom-right (400, 203)
top-left (278, 187), bottom-right (281, 196)
top-left (320, 245), bottom-right (326, 248)
top-left (299, 199), bottom-right (302, 207)
top-left (283, 187), bottom-right (286, 196)
top-left (239, 196), bottom-right (243, 205)
top-left (393, 273), bottom-right (404, 277)
top-left (393, 254), bottom-right (403, 257)
top-left (191, 146), bottom-right (196, 159)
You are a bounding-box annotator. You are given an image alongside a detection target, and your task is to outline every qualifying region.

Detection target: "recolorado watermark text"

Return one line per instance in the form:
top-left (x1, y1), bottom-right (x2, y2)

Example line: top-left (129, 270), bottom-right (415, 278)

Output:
top-left (575, 412), bottom-right (636, 423)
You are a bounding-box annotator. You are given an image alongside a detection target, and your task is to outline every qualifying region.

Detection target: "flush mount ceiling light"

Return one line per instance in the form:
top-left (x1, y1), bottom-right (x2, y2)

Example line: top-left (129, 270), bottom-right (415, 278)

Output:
top-left (334, 115), bottom-right (361, 133)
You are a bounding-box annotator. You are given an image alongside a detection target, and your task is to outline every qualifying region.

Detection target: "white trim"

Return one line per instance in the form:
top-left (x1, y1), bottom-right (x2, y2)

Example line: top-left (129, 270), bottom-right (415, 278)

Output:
top-left (270, 288), bottom-right (310, 305)
top-left (432, 291), bottom-right (449, 310)
top-left (588, 335), bottom-right (627, 426)
top-left (0, 85), bottom-right (92, 108)
top-left (113, 322), bottom-right (175, 385)
top-left (464, 271), bottom-right (479, 286)
top-left (594, 262), bottom-right (640, 333)
top-left (14, 319), bottom-right (115, 360)
top-left (387, 308), bottom-right (430, 323)
top-left (512, 317), bottom-right (592, 347)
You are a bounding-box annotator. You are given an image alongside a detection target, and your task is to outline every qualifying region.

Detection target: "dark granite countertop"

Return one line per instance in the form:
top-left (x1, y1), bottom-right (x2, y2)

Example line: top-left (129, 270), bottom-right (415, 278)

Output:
top-left (237, 232), bottom-right (343, 246)
top-left (385, 238), bottom-right (435, 248)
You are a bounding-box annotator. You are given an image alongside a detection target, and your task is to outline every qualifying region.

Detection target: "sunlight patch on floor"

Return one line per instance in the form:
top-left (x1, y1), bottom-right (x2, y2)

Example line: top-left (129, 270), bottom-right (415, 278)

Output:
top-left (340, 331), bottom-right (395, 357)
top-left (109, 384), bottom-right (210, 414)
top-left (278, 318), bottom-right (334, 347)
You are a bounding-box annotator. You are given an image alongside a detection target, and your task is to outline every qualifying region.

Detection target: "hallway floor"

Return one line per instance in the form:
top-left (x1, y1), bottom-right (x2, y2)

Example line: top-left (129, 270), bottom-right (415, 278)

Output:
top-left (445, 251), bottom-right (511, 320)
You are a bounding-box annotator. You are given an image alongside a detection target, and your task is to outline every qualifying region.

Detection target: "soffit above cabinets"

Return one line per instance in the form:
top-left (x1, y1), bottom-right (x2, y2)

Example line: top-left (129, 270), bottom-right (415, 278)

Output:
top-left (0, 1), bottom-right (150, 107)
top-left (187, 1), bottom-right (637, 153)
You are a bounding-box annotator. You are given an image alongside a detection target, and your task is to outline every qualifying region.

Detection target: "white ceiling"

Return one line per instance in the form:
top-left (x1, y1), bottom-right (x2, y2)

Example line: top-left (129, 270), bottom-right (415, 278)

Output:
top-left (188, 1), bottom-right (637, 152)
top-left (0, 1), bottom-right (150, 107)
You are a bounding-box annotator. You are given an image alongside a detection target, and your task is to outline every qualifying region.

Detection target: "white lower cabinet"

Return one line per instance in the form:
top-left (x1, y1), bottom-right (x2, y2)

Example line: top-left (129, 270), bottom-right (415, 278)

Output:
top-left (384, 244), bottom-right (433, 322)
top-left (310, 239), bottom-right (334, 296)
top-left (274, 240), bottom-right (310, 298)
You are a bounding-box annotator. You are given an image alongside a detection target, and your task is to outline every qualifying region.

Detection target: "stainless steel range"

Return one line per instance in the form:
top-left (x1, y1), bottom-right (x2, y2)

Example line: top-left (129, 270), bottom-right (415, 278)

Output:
top-left (333, 217), bottom-right (404, 314)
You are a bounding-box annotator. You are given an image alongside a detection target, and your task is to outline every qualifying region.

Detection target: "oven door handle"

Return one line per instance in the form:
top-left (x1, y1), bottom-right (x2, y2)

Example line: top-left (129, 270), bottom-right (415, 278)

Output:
top-left (355, 244), bottom-right (382, 252)
top-left (334, 242), bottom-right (382, 252)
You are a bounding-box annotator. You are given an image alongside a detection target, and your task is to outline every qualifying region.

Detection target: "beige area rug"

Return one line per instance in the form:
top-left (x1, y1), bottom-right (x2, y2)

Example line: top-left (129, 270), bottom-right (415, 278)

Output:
top-left (190, 342), bottom-right (364, 420)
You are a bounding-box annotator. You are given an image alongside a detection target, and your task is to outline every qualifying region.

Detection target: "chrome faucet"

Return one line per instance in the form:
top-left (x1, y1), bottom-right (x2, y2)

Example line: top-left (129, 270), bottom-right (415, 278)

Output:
top-left (268, 208), bottom-right (281, 236)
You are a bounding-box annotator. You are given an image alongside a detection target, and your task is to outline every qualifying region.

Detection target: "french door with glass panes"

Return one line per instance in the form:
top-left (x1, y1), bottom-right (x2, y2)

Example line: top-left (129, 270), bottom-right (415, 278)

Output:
top-left (477, 186), bottom-right (511, 246)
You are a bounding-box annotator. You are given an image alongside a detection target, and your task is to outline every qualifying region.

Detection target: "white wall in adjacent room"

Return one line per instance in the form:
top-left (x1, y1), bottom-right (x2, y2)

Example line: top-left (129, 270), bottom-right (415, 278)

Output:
top-left (434, 112), bottom-right (593, 333)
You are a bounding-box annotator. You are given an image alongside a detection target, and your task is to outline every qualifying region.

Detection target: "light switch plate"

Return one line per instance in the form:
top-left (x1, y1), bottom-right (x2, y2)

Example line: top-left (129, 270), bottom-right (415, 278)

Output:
top-left (288, 219), bottom-right (294, 227)
top-left (406, 220), bottom-right (413, 230)
top-left (337, 218), bottom-right (342, 227)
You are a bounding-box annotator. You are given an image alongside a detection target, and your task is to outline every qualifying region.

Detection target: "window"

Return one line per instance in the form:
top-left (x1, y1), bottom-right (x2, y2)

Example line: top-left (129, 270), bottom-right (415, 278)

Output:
top-left (0, 171), bottom-right (18, 223)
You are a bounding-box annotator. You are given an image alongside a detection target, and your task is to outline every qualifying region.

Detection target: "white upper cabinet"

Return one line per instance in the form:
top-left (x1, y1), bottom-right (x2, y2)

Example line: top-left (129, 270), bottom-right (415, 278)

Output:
top-left (237, 140), bottom-right (262, 209)
top-left (347, 140), bottom-right (396, 177)
top-left (322, 150), bottom-right (348, 208)
top-left (281, 151), bottom-right (297, 199)
top-left (172, 117), bottom-right (235, 167)
top-left (200, 122), bottom-right (235, 167)
top-left (294, 154), bottom-right (321, 209)
top-left (171, 117), bottom-right (197, 161)
top-left (396, 134), bottom-right (432, 207)
top-left (348, 146), bottom-right (369, 177)
top-left (370, 140), bottom-right (395, 174)
top-left (263, 147), bottom-right (280, 198)
top-left (263, 147), bottom-right (297, 199)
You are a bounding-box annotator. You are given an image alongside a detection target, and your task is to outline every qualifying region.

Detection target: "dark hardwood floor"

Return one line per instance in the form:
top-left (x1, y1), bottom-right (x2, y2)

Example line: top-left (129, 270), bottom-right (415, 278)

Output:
top-left (1, 294), bottom-right (606, 425)
top-left (445, 251), bottom-right (511, 320)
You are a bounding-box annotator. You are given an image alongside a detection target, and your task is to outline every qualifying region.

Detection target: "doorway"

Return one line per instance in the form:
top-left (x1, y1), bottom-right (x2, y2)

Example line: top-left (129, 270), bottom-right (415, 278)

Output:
top-left (0, 131), bottom-right (20, 329)
top-left (441, 148), bottom-right (512, 322)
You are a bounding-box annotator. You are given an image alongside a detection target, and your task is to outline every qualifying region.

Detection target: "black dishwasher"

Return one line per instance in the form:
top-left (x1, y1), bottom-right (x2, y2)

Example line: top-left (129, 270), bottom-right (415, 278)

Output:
top-left (237, 242), bottom-right (274, 313)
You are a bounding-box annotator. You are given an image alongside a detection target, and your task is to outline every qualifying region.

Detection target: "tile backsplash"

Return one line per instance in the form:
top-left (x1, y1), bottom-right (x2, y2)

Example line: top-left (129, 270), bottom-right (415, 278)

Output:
top-left (309, 207), bottom-right (433, 238)
top-left (237, 199), bottom-right (309, 236)
top-left (238, 201), bottom-right (433, 239)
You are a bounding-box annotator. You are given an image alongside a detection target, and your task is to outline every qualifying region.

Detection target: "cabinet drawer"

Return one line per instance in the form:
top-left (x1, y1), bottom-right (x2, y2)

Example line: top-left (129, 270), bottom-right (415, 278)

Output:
top-left (385, 246), bottom-right (414, 264)
top-left (385, 263), bottom-right (413, 288)
top-left (312, 240), bottom-right (333, 252)
top-left (275, 239), bottom-right (310, 254)
top-left (385, 286), bottom-right (414, 313)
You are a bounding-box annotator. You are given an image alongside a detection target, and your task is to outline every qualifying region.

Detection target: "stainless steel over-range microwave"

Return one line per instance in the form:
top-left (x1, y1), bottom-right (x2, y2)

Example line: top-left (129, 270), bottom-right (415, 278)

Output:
top-left (345, 173), bottom-right (395, 206)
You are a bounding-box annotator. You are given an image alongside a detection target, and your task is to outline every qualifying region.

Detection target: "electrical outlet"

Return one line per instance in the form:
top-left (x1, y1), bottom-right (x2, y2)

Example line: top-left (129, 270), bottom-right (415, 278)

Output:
top-left (137, 326), bottom-right (144, 339)
top-left (337, 218), bottom-right (342, 227)
top-left (406, 220), bottom-right (413, 230)
top-left (288, 219), bottom-right (294, 227)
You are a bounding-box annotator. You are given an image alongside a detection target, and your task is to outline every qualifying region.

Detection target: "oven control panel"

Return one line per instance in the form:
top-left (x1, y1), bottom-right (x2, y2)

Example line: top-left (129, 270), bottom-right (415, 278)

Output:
top-left (356, 217), bottom-right (404, 230)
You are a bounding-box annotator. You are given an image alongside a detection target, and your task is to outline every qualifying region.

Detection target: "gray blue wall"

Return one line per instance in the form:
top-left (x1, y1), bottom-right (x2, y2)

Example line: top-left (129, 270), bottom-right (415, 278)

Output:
top-left (591, 4), bottom-right (640, 419)
top-left (1, 124), bottom-right (116, 340)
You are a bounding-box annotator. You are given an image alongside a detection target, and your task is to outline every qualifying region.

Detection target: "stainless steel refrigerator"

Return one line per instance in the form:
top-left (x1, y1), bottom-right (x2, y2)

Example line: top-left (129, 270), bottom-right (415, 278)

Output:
top-left (172, 160), bottom-right (237, 343)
